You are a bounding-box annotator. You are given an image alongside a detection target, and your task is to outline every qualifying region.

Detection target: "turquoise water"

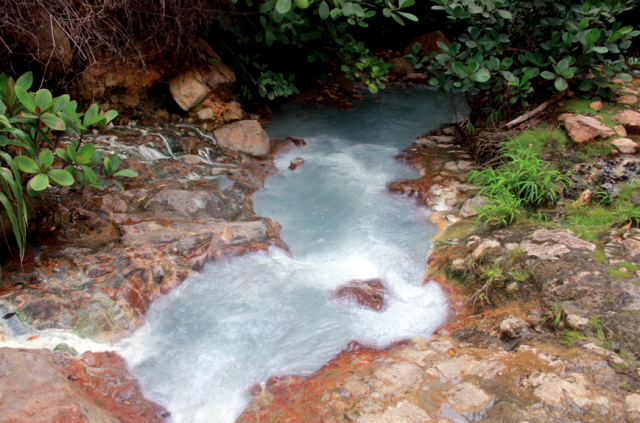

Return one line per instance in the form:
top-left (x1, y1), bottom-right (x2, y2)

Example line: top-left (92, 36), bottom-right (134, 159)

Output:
top-left (119, 87), bottom-right (462, 423)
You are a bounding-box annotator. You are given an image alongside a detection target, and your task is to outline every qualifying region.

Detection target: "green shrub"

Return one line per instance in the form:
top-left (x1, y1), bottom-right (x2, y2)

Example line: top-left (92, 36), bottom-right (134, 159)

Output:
top-left (0, 71), bottom-right (138, 259)
top-left (426, 0), bottom-right (640, 113)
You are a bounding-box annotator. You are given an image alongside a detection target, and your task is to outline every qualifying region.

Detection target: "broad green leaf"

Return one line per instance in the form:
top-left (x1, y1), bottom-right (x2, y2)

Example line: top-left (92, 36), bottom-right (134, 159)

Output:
top-left (496, 9), bottom-right (512, 19)
top-left (591, 46), bottom-right (608, 54)
top-left (579, 79), bottom-right (594, 91)
top-left (83, 104), bottom-right (99, 127)
top-left (276, 0), bottom-right (291, 14)
top-left (319, 1), bottom-right (330, 19)
top-left (39, 149), bottom-right (54, 169)
top-left (48, 168), bottom-right (74, 186)
top-left (104, 109), bottom-right (118, 124)
top-left (28, 173), bottom-right (49, 191)
top-left (500, 71), bottom-right (516, 82)
top-left (34, 89), bottom-right (53, 112)
top-left (79, 143), bottom-right (95, 159)
top-left (113, 180), bottom-right (124, 191)
top-left (109, 153), bottom-right (120, 172)
top-left (40, 113), bottom-right (66, 131)
top-left (540, 71), bottom-right (556, 80)
top-left (555, 77), bottom-right (568, 91)
top-left (15, 72), bottom-right (33, 90)
top-left (580, 17), bottom-right (589, 30)
top-left (80, 165), bottom-right (98, 183)
top-left (16, 156), bottom-right (41, 173)
top-left (293, 0), bottom-right (308, 8)
top-left (399, 0), bottom-right (415, 9)
top-left (397, 12), bottom-right (418, 22)
top-left (343, 2), bottom-right (353, 16)
top-left (470, 68), bottom-right (491, 83)
top-left (452, 61), bottom-right (468, 76)
top-left (56, 148), bottom-right (71, 162)
top-left (14, 86), bottom-right (36, 114)
top-left (75, 155), bottom-right (90, 165)
top-left (113, 169), bottom-right (139, 178)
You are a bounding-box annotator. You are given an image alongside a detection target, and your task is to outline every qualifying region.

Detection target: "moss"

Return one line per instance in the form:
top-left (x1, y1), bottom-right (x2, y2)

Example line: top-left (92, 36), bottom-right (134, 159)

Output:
top-left (593, 248), bottom-right (607, 263)
top-left (607, 262), bottom-right (639, 279)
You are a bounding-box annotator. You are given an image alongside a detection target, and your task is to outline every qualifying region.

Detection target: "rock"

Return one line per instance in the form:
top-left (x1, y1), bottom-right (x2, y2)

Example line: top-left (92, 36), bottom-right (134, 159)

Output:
top-left (175, 136), bottom-right (206, 154)
top-left (506, 282), bottom-right (518, 292)
top-left (388, 58), bottom-right (412, 76)
top-left (499, 316), bottom-right (528, 339)
top-left (169, 65), bottom-right (236, 111)
top-left (446, 383), bottom-right (491, 414)
top-left (357, 401), bottom-right (432, 423)
top-left (151, 263), bottom-right (164, 283)
top-left (611, 138), bottom-right (639, 154)
top-left (372, 362), bottom-right (424, 395)
top-left (614, 124), bottom-right (627, 137)
top-left (99, 195), bottom-right (128, 214)
top-left (617, 94), bottom-right (638, 104)
top-left (77, 55), bottom-right (167, 109)
top-left (563, 115), bottom-right (615, 143)
top-left (332, 279), bottom-right (387, 311)
top-left (579, 189), bottom-right (592, 206)
top-left (558, 112), bottom-right (574, 122)
top-left (289, 158), bottom-right (304, 170)
top-left (460, 196), bottom-right (489, 218)
top-left (589, 101), bottom-right (603, 111)
top-left (286, 136), bottom-right (307, 147)
top-left (197, 107), bottom-right (216, 121)
top-left (528, 372), bottom-right (602, 409)
top-left (566, 314), bottom-right (589, 329)
top-left (612, 110), bottom-right (640, 134)
top-left (403, 31), bottom-right (451, 56)
top-left (144, 188), bottom-right (245, 221)
top-left (224, 101), bottom-right (245, 122)
top-left (213, 120), bottom-right (271, 157)
top-left (532, 228), bottom-right (596, 251)
top-left (403, 73), bottom-right (429, 83)
top-left (471, 239), bottom-right (501, 259)
top-left (0, 348), bottom-right (168, 423)
top-left (188, 252), bottom-right (208, 272)
top-left (626, 394), bottom-right (640, 412)
top-left (181, 154), bottom-right (205, 165)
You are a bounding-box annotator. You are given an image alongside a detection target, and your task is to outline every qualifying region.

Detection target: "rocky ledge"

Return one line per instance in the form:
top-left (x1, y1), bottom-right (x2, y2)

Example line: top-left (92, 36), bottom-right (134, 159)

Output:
top-left (237, 122), bottom-right (640, 422)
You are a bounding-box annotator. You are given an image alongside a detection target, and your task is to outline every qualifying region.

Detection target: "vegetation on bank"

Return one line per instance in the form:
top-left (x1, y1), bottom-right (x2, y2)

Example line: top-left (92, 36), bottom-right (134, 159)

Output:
top-left (0, 72), bottom-right (138, 259)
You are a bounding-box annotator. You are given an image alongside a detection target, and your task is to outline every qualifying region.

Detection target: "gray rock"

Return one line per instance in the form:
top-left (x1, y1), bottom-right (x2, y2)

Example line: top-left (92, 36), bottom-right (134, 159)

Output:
top-left (460, 196), bottom-right (489, 217)
top-left (151, 263), bottom-right (164, 283)
top-left (213, 120), bottom-right (270, 157)
top-left (144, 188), bottom-right (244, 221)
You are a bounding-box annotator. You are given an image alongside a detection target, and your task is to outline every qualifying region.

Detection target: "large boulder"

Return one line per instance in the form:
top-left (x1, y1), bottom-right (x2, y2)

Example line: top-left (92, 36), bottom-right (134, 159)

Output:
top-left (213, 120), bottom-right (271, 157)
top-left (563, 115), bottom-right (615, 143)
top-left (403, 31), bottom-right (450, 57)
top-left (169, 64), bottom-right (236, 111)
top-left (388, 57), bottom-right (412, 76)
top-left (144, 188), bottom-right (245, 221)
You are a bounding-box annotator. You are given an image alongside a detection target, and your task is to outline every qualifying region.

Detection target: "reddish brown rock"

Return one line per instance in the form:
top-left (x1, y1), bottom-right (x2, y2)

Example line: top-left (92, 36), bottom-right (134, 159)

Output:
top-left (0, 347), bottom-right (168, 423)
top-left (286, 136), bottom-right (307, 147)
top-left (169, 64), bottom-right (236, 111)
top-left (590, 101), bottom-right (603, 111)
top-left (332, 279), bottom-right (387, 311)
top-left (563, 115), bottom-right (615, 143)
top-left (289, 158), bottom-right (304, 170)
top-left (403, 73), bottom-right (429, 83)
top-left (403, 31), bottom-right (450, 57)
top-left (388, 57), bottom-right (412, 76)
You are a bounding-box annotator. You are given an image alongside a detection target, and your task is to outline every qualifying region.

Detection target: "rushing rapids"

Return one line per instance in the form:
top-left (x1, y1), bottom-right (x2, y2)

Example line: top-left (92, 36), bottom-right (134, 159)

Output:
top-left (117, 87), bottom-right (464, 422)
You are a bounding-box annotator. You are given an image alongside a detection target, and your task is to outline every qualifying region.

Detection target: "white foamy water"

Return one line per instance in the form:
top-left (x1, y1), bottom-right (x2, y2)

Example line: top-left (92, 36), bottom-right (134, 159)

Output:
top-left (118, 87), bottom-right (464, 422)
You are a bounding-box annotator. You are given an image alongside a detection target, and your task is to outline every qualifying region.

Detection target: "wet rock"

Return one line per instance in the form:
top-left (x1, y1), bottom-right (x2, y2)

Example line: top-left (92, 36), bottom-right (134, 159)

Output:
top-left (372, 362), bottom-right (424, 395)
top-left (99, 195), bottom-right (128, 214)
top-left (213, 120), bottom-right (271, 157)
top-left (532, 228), bottom-right (596, 251)
top-left (286, 136), bottom-right (307, 147)
top-left (289, 158), bottom-right (304, 170)
top-left (188, 252), bottom-right (208, 272)
top-left (612, 138), bottom-right (639, 154)
top-left (590, 101), bottom-right (603, 111)
top-left (151, 263), bottom-right (164, 283)
top-left (403, 31), bottom-right (450, 56)
top-left (563, 115), bottom-right (615, 143)
top-left (499, 316), bottom-right (528, 339)
top-left (357, 400), bottom-right (431, 423)
top-left (388, 58), bottom-right (412, 76)
top-left (446, 383), bottom-right (491, 414)
top-left (224, 100), bottom-right (245, 122)
top-left (175, 136), bottom-right (206, 154)
top-left (169, 65), bottom-right (236, 111)
top-left (0, 348), bottom-right (167, 422)
top-left (460, 196), bottom-right (489, 218)
top-left (144, 188), bottom-right (244, 221)
top-left (332, 279), bottom-right (387, 311)
top-left (527, 372), bottom-right (607, 409)
top-left (617, 94), bottom-right (638, 104)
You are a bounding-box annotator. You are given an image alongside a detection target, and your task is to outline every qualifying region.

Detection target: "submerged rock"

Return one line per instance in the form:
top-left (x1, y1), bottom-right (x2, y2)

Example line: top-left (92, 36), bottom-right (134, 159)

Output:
top-left (289, 158), bottom-right (304, 170)
top-left (332, 278), bottom-right (387, 311)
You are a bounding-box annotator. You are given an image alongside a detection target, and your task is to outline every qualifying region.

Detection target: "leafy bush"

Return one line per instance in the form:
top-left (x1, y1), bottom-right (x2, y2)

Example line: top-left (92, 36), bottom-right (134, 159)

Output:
top-left (0, 71), bottom-right (138, 259)
top-left (425, 0), bottom-right (640, 114)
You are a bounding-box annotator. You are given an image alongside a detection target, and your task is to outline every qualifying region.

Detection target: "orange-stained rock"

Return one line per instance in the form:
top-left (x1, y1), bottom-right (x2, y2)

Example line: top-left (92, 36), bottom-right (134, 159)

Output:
top-left (213, 120), bottom-right (271, 157)
top-left (169, 64), bottom-right (236, 111)
top-left (0, 347), bottom-right (168, 423)
top-left (332, 278), bottom-right (387, 311)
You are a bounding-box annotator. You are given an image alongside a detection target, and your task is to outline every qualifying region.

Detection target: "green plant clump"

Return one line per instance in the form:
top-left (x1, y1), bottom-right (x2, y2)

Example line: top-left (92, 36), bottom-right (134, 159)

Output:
top-left (469, 142), bottom-right (571, 227)
top-left (0, 72), bottom-right (138, 260)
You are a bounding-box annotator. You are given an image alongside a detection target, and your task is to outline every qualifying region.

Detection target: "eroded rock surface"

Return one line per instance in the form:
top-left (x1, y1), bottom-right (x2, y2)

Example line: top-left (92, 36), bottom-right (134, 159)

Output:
top-left (332, 279), bottom-right (387, 311)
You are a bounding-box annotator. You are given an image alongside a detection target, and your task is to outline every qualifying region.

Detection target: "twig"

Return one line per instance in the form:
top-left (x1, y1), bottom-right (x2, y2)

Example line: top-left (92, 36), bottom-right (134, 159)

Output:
top-left (505, 89), bottom-right (567, 129)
